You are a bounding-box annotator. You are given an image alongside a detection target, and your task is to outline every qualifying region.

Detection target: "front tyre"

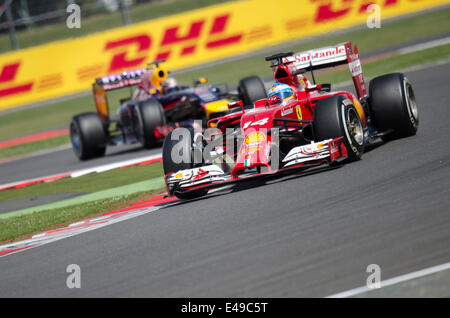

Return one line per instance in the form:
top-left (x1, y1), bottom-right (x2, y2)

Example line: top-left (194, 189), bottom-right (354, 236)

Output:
top-left (313, 95), bottom-right (364, 162)
top-left (238, 76), bottom-right (267, 107)
top-left (369, 73), bottom-right (419, 138)
top-left (162, 127), bottom-right (208, 200)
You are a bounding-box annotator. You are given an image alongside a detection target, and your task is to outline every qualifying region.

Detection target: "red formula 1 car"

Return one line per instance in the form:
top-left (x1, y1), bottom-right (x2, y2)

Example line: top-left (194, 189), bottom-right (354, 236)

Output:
top-left (162, 42), bottom-right (419, 199)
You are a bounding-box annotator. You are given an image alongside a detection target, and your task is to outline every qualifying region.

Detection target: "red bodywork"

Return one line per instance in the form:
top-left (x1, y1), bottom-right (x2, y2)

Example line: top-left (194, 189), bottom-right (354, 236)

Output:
top-left (165, 41), bottom-right (368, 197)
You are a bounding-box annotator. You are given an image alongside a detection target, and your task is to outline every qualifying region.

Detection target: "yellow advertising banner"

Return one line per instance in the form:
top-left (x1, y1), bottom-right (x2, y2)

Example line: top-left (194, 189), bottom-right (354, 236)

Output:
top-left (0, 0), bottom-right (448, 110)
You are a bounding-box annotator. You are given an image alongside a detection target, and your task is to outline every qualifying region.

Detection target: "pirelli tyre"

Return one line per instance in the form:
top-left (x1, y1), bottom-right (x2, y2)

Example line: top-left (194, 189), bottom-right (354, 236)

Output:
top-left (134, 98), bottom-right (166, 148)
top-left (313, 95), bottom-right (364, 162)
top-left (238, 75), bottom-right (267, 107)
top-left (369, 73), bottom-right (419, 138)
top-left (70, 112), bottom-right (106, 160)
top-left (162, 127), bottom-right (208, 200)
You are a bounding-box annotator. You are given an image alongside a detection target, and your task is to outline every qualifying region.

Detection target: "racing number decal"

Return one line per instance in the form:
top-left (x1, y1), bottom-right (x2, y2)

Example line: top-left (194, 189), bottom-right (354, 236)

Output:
top-left (242, 117), bottom-right (269, 129)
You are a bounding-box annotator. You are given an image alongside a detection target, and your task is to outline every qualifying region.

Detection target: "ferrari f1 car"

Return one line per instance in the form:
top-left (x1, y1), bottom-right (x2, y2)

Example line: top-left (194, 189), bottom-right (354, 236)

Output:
top-left (70, 60), bottom-right (267, 160)
top-left (162, 42), bottom-right (419, 199)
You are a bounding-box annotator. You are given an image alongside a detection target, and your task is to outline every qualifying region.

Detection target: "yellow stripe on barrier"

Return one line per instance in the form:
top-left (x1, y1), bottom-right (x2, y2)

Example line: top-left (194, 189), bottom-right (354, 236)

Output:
top-left (0, 0), bottom-right (448, 110)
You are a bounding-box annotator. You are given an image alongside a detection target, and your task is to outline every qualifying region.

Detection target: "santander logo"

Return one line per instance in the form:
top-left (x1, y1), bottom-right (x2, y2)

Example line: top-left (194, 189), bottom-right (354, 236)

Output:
top-left (293, 45), bottom-right (346, 63)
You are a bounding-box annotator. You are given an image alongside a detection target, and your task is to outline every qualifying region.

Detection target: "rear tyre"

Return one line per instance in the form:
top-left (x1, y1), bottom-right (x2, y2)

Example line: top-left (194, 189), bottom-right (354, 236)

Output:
top-left (162, 127), bottom-right (208, 200)
top-left (369, 73), bottom-right (419, 138)
top-left (313, 95), bottom-right (364, 162)
top-left (134, 99), bottom-right (166, 148)
top-left (238, 76), bottom-right (267, 107)
top-left (70, 112), bottom-right (106, 160)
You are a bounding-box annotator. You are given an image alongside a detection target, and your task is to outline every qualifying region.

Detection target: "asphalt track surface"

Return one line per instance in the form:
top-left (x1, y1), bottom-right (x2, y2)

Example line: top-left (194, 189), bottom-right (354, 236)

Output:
top-left (0, 62), bottom-right (449, 297)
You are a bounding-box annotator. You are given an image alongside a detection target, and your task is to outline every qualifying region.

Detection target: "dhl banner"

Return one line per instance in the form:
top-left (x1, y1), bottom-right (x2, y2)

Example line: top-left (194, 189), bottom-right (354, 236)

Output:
top-left (0, 0), bottom-right (448, 110)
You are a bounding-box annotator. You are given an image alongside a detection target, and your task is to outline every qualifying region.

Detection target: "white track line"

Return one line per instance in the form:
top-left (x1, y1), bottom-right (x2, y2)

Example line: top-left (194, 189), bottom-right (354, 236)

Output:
top-left (326, 261), bottom-right (450, 298)
top-left (398, 36), bottom-right (450, 55)
top-left (0, 153), bottom-right (162, 190)
top-left (0, 205), bottom-right (165, 258)
top-left (69, 153), bottom-right (162, 178)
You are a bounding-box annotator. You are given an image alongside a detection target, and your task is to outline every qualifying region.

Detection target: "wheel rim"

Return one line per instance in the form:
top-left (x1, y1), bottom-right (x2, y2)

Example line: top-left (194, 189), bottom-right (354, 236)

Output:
top-left (134, 108), bottom-right (145, 144)
top-left (70, 123), bottom-right (82, 157)
top-left (405, 81), bottom-right (419, 123)
top-left (346, 107), bottom-right (364, 146)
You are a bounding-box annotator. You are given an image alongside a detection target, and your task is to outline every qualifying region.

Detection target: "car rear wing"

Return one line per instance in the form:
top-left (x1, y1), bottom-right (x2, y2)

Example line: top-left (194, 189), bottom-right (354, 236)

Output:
top-left (92, 68), bottom-right (147, 122)
top-left (94, 68), bottom-right (147, 91)
top-left (92, 60), bottom-right (169, 121)
top-left (267, 42), bottom-right (367, 100)
top-left (281, 44), bottom-right (348, 70)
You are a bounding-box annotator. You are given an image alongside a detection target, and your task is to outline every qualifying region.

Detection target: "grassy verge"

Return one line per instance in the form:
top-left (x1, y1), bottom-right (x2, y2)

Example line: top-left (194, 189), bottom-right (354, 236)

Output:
top-left (0, 161), bottom-right (164, 203)
top-left (0, 135), bottom-right (70, 160)
top-left (0, 0), bottom-right (232, 53)
top-left (0, 161), bottom-right (166, 243)
top-left (0, 86), bottom-right (139, 141)
top-left (0, 189), bottom-right (165, 244)
top-left (0, 97), bottom-right (90, 140)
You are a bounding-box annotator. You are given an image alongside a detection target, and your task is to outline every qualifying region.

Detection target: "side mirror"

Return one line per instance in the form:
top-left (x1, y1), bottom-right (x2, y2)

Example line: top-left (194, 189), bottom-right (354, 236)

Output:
top-left (228, 100), bottom-right (244, 111)
top-left (305, 83), bottom-right (331, 93)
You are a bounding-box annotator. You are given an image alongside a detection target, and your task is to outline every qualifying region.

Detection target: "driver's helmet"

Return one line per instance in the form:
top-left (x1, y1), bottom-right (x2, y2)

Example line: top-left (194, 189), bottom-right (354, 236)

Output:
top-left (267, 82), bottom-right (294, 104)
top-left (161, 77), bottom-right (179, 94)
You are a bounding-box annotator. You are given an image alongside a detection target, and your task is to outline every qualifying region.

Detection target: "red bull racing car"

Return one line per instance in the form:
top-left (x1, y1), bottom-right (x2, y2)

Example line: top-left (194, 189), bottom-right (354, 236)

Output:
top-left (70, 60), bottom-right (266, 160)
top-left (162, 42), bottom-right (419, 199)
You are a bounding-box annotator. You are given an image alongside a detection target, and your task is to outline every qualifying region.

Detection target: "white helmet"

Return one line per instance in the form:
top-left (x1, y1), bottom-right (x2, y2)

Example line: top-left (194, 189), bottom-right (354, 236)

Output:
top-left (162, 77), bottom-right (179, 93)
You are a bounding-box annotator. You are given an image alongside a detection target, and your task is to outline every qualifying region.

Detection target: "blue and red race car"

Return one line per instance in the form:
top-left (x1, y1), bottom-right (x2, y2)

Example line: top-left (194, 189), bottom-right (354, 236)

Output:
top-left (70, 60), bottom-right (266, 160)
top-left (162, 42), bottom-right (419, 199)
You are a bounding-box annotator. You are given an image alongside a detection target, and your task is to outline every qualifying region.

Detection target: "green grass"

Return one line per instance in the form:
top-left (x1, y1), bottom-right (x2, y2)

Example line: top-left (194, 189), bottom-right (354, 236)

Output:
top-left (0, 97), bottom-right (90, 140)
top-left (0, 161), bottom-right (164, 203)
top-left (0, 0), bottom-right (232, 53)
top-left (0, 190), bottom-right (157, 243)
top-left (0, 87), bottom-right (133, 141)
top-left (0, 135), bottom-right (70, 159)
top-left (0, 161), bottom-right (166, 243)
